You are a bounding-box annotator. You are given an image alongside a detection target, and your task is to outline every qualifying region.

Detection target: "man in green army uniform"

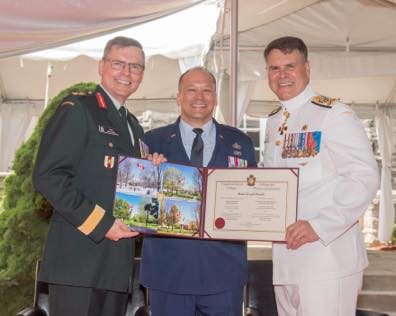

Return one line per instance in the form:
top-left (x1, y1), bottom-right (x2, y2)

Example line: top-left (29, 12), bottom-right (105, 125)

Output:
top-left (33, 36), bottom-right (149, 316)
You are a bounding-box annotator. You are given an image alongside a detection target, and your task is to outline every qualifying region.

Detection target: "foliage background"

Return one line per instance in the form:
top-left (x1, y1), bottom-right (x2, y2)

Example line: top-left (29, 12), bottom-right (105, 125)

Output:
top-left (0, 82), bottom-right (96, 316)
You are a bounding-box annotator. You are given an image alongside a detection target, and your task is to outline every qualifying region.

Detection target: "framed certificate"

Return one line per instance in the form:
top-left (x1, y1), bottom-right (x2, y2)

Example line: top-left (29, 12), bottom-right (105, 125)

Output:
top-left (113, 156), bottom-right (298, 241)
top-left (203, 168), bottom-right (298, 241)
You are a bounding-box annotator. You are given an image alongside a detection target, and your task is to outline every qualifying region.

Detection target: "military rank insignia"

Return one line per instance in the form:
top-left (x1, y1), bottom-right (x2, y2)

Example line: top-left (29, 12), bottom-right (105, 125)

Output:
top-left (281, 131), bottom-right (322, 159)
top-left (104, 155), bottom-right (115, 169)
top-left (312, 95), bottom-right (338, 108)
top-left (96, 92), bottom-right (108, 109)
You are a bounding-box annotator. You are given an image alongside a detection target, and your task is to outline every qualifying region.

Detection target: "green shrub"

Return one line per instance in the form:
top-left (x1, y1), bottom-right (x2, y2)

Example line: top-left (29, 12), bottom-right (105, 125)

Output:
top-left (0, 82), bottom-right (96, 316)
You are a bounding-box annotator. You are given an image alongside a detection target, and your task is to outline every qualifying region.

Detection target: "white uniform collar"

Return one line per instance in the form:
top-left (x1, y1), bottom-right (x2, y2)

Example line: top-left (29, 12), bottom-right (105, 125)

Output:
top-left (280, 85), bottom-right (315, 112)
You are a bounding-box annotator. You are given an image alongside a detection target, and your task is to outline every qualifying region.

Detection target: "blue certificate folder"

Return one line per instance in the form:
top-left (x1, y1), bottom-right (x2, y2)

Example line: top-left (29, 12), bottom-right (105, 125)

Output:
top-left (114, 155), bottom-right (204, 239)
top-left (113, 156), bottom-right (299, 241)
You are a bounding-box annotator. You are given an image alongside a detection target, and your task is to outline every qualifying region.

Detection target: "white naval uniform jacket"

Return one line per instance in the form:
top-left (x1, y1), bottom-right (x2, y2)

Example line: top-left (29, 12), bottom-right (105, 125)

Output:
top-left (262, 86), bottom-right (379, 284)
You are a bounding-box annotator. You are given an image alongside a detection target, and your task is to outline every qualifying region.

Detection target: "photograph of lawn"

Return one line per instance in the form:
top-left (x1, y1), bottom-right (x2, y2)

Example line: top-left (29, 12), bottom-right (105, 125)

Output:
top-left (114, 156), bottom-right (202, 237)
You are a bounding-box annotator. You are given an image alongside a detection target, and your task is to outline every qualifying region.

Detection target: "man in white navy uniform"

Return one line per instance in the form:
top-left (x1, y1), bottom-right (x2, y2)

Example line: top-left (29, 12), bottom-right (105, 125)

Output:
top-left (261, 36), bottom-right (379, 316)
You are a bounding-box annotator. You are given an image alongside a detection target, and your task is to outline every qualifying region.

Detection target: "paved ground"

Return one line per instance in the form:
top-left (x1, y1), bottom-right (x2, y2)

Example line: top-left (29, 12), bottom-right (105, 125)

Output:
top-left (247, 243), bottom-right (396, 316)
top-left (365, 248), bottom-right (396, 275)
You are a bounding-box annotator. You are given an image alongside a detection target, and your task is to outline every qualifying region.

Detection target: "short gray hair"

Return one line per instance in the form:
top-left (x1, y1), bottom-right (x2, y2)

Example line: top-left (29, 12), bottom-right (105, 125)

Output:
top-left (102, 36), bottom-right (145, 64)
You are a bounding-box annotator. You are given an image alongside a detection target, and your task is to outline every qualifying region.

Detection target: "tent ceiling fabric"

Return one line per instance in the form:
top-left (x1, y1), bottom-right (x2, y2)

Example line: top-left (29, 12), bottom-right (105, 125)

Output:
top-left (211, 0), bottom-right (396, 104)
top-left (0, 0), bottom-right (204, 58)
top-left (235, 0), bottom-right (396, 52)
top-left (230, 0), bottom-right (321, 33)
top-left (23, 0), bottom-right (221, 61)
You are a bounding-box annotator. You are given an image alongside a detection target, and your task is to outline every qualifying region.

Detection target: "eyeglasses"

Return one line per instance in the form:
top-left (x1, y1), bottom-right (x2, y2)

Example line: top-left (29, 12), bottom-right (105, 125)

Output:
top-left (104, 58), bottom-right (145, 74)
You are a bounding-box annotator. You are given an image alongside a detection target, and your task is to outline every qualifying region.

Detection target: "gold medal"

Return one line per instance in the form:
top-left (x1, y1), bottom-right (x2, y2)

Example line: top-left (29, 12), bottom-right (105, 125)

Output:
top-left (278, 109), bottom-right (290, 135)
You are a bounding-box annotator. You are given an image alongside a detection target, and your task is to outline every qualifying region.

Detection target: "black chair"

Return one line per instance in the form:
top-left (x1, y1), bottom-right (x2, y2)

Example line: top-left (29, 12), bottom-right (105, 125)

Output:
top-left (16, 261), bottom-right (47, 316)
top-left (16, 259), bottom-right (150, 316)
top-left (126, 259), bottom-right (150, 316)
top-left (356, 309), bottom-right (389, 316)
top-left (244, 260), bottom-right (278, 316)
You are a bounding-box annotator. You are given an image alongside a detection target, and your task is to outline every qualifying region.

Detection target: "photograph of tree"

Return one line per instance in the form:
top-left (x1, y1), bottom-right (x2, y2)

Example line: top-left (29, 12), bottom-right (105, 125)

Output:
top-left (114, 156), bottom-right (202, 237)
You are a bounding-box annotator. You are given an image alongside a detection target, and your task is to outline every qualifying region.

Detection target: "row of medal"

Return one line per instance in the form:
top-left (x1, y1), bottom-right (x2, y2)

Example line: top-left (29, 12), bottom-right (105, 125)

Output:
top-left (228, 155), bottom-right (248, 168)
top-left (281, 131), bottom-right (322, 159)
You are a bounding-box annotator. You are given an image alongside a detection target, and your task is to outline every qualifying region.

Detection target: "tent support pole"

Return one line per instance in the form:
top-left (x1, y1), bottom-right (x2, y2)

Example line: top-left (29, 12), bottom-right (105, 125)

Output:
top-left (229, 0), bottom-right (238, 127)
top-left (44, 63), bottom-right (53, 109)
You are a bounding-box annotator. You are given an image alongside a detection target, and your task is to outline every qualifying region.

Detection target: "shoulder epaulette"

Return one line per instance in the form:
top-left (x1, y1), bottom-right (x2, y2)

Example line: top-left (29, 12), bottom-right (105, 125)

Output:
top-left (311, 95), bottom-right (339, 108)
top-left (268, 106), bottom-right (281, 117)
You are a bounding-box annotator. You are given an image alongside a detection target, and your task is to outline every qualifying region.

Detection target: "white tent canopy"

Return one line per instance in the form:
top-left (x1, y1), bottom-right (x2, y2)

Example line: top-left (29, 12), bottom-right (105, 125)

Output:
top-left (0, 0), bottom-right (205, 58)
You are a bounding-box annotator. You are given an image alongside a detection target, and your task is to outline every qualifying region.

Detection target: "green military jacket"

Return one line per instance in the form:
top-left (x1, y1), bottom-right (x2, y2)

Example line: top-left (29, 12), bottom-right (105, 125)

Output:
top-left (33, 85), bottom-right (144, 291)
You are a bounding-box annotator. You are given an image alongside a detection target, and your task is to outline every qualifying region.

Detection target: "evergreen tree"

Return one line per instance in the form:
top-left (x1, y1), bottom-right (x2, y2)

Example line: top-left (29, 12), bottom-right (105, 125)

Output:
top-left (0, 82), bottom-right (96, 315)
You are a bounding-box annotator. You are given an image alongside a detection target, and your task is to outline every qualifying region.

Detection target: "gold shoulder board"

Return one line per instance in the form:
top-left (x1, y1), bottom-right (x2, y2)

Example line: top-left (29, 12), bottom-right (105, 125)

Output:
top-left (312, 95), bottom-right (339, 108)
top-left (268, 106), bottom-right (282, 117)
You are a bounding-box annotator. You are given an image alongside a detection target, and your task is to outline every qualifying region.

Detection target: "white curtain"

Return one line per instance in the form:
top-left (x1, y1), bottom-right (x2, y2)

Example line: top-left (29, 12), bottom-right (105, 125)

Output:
top-left (212, 51), bottom-right (261, 126)
top-left (178, 56), bottom-right (204, 74)
top-left (0, 102), bottom-right (43, 172)
top-left (215, 69), bottom-right (230, 124)
top-left (375, 105), bottom-right (395, 242)
top-left (237, 80), bottom-right (257, 125)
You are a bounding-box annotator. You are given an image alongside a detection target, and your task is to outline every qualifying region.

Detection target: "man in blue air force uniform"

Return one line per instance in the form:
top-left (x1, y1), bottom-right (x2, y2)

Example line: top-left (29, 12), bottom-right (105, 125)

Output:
top-left (140, 67), bottom-right (257, 316)
top-left (33, 37), bottom-right (148, 316)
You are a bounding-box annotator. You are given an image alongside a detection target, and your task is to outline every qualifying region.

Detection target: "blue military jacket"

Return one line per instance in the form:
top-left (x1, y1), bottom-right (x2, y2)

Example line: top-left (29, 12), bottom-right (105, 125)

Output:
top-left (140, 117), bottom-right (256, 294)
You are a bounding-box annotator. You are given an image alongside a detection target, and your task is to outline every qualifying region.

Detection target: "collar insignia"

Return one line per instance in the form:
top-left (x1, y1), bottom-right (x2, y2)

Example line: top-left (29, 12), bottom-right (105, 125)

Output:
top-left (96, 92), bottom-right (107, 109)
